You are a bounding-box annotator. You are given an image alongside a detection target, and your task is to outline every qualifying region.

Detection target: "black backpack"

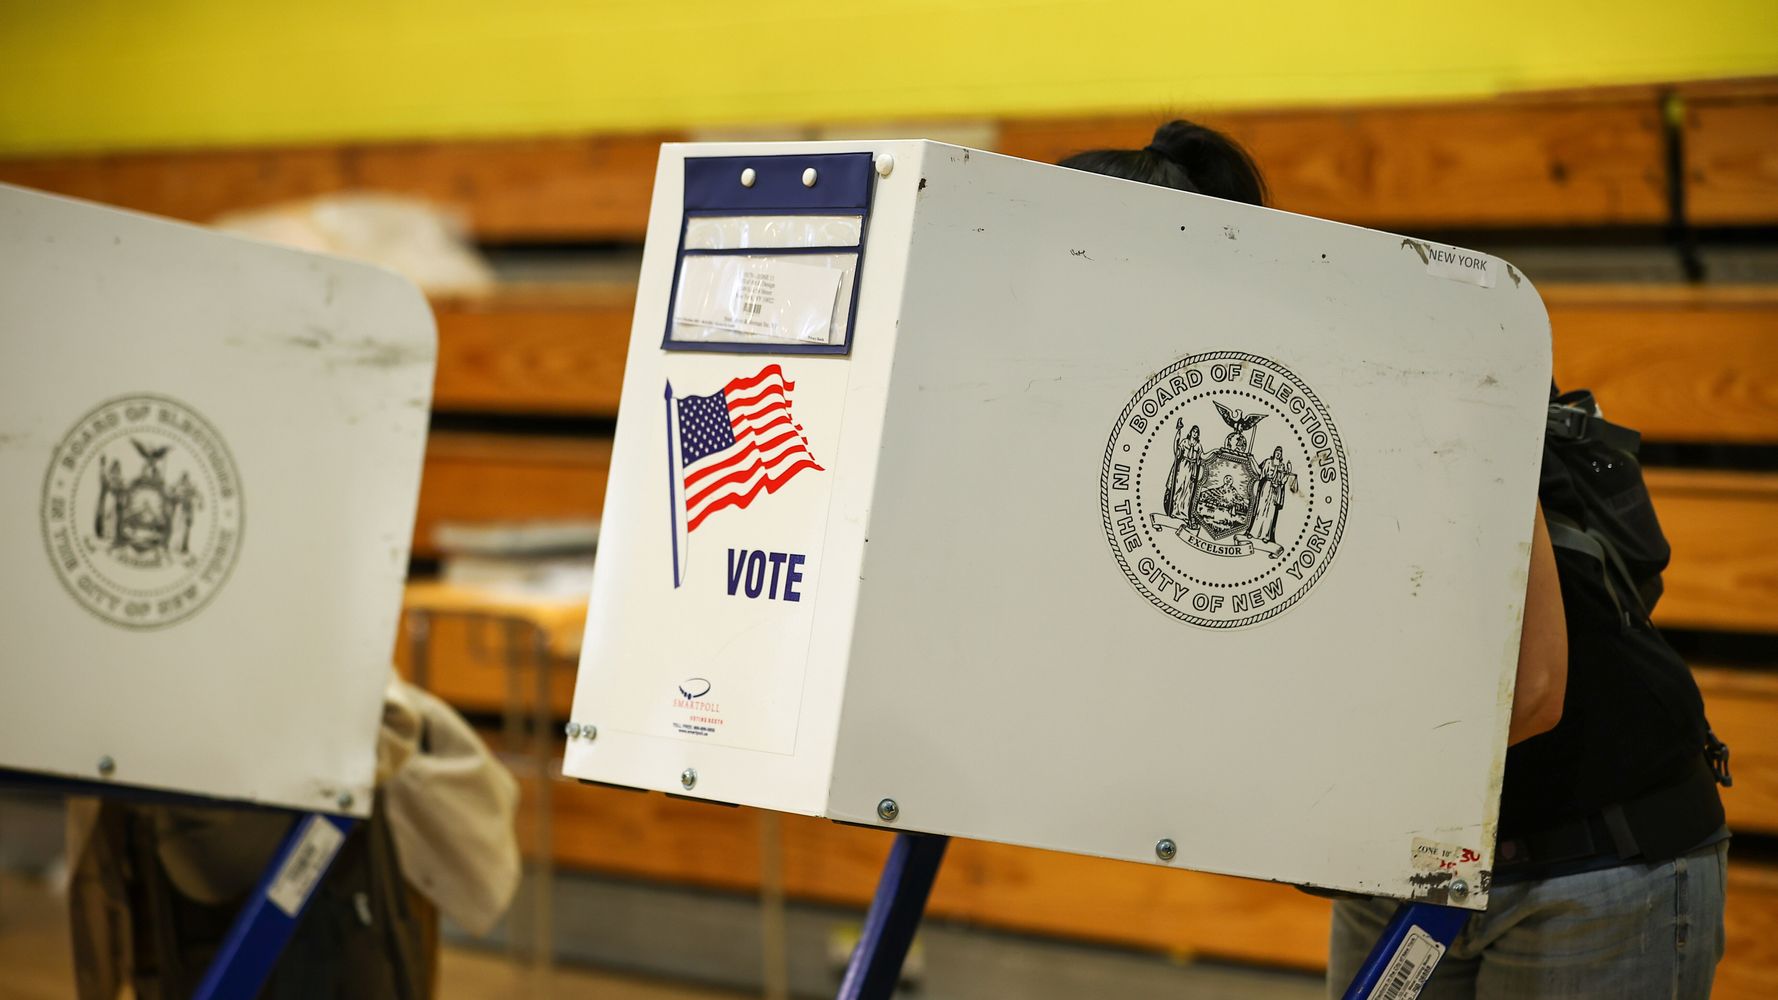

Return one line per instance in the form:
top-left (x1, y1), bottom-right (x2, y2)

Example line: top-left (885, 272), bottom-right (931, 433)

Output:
top-left (1541, 387), bottom-right (1732, 788)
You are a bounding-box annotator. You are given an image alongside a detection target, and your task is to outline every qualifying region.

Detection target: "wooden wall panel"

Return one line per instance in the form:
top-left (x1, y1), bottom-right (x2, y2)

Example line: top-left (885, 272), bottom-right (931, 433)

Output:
top-left (1547, 286), bottom-right (1778, 444)
top-left (525, 773), bottom-right (1778, 982)
top-left (347, 134), bottom-right (672, 242)
top-left (997, 99), bottom-right (1668, 227)
top-left (1697, 667), bottom-right (1778, 837)
top-left (1647, 470), bottom-right (1778, 634)
top-left (394, 609), bottom-right (579, 718)
top-left (0, 133), bottom-right (677, 241)
top-left (423, 284), bottom-right (1778, 432)
top-left (432, 287), bottom-right (635, 415)
top-left (530, 777), bottom-right (1334, 971)
top-left (0, 146), bottom-right (351, 227)
top-left (414, 432), bottom-right (611, 558)
top-left (1722, 862), bottom-right (1778, 1000)
top-left (1683, 92), bottom-right (1778, 226)
top-left (2, 90), bottom-right (1693, 237)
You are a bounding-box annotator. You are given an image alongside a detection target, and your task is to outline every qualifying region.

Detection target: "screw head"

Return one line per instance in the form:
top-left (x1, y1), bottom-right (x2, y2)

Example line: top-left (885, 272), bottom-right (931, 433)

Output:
top-left (874, 153), bottom-right (895, 177)
top-left (877, 798), bottom-right (900, 822)
top-left (96, 756), bottom-right (115, 778)
top-left (1449, 878), bottom-right (1470, 900)
top-left (1155, 838), bottom-right (1177, 862)
top-left (680, 767), bottom-right (697, 790)
top-left (802, 167), bottom-right (818, 187)
top-left (582, 724), bottom-right (597, 741)
top-left (740, 167), bottom-right (757, 188)
top-left (337, 791), bottom-right (355, 810)
top-left (565, 722), bottom-right (581, 738)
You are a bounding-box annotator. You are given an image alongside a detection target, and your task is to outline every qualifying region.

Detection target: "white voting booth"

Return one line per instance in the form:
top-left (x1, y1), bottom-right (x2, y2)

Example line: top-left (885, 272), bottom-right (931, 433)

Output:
top-left (567, 141), bottom-right (1550, 928)
top-left (0, 185), bottom-right (432, 832)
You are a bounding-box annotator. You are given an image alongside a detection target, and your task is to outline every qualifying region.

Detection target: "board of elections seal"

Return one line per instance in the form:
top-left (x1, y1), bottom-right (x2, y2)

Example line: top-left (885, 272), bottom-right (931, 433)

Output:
top-left (1101, 352), bottom-right (1347, 629)
top-left (40, 394), bottom-right (244, 630)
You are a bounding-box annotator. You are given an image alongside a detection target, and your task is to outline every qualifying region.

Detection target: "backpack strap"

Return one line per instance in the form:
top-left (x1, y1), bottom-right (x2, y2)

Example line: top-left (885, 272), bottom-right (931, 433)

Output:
top-left (1545, 513), bottom-right (1734, 788)
top-left (1547, 399), bottom-right (1643, 456)
top-left (1544, 511), bottom-right (1648, 627)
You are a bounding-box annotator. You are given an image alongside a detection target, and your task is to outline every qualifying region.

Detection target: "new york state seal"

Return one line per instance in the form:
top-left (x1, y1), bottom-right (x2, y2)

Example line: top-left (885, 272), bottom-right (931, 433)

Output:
top-left (41, 394), bottom-right (244, 630)
top-left (1100, 351), bottom-right (1348, 628)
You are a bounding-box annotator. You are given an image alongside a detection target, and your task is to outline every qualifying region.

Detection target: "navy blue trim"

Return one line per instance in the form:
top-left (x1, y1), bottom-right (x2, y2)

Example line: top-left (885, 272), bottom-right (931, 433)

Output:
top-left (663, 152), bottom-right (875, 357)
top-left (685, 153), bottom-right (873, 212)
top-left (684, 206), bottom-right (868, 224)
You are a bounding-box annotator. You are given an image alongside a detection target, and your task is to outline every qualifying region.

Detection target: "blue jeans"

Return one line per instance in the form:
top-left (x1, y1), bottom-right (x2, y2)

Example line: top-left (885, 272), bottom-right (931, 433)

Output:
top-left (1327, 841), bottom-right (1728, 999)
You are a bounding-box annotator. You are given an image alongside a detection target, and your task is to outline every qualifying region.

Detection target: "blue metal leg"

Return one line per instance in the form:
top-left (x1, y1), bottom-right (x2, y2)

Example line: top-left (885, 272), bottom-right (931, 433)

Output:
top-left (836, 832), bottom-right (949, 1000)
top-left (191, 812), bottom-right (358, 1000)
top-left (1340, 901), bottom-right (1471, 1000)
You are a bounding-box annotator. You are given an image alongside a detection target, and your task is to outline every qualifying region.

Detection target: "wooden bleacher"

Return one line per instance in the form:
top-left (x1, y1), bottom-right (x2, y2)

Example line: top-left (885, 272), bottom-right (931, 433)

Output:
top-left (10, 78), bottom-right (1777, 996)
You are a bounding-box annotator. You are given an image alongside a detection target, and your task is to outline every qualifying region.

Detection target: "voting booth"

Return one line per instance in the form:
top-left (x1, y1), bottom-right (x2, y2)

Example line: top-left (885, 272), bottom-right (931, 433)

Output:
top-left (0, 184), bottom-right (435, 993)
top-left (565, 140), bottom-right (1550, 990)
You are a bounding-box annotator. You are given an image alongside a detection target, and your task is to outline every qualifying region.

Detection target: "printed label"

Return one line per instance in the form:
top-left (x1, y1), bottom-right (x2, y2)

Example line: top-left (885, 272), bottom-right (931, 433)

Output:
top-left (1420, 241), bottom-right (1497, 288)
top-left (265, 816), bottom-right (347, 917)
top-left (675, 255), bottom-right (842, 344)
top-left (1371, 926), bottom-right (1446, 1000)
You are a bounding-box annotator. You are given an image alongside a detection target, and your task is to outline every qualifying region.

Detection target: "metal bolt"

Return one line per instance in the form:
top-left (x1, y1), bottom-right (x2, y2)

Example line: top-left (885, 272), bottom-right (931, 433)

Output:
top-left (96, 756), bottom-right (115, 778)
top-left (874, 153), bottom-right (895, 177)
top-left (582, 724), bottom-right (597, 741)
top-left (1449, 878), bottom-right (1470, 901)
top-left (337, 791), bottom-right (355, 810)
top-left (680, 767), bottom-right (697, 790)
top-left (1155, 838), bottom-right (1177, 862)
top-left (565, 722), bottom-right (581, 738)
top-left (740, 167), bottom-right (757, 188)
top-left (877, 798), bottom-right (900, 822)
top-left (802, 167), bottom-right (818, 187)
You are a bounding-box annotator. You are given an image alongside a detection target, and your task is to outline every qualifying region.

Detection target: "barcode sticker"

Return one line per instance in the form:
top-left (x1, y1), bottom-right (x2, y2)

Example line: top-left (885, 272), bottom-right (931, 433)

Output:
top-left (1372, 926), bottom-right (1446, 1000)
top-left (264, 816), bottom-right (347, 917)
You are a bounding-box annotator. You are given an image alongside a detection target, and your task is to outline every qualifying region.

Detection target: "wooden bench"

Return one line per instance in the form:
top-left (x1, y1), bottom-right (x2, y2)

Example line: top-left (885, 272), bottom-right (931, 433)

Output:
top-left (0, 86), bottom-right (1704, 236)
top-left (415, 432), bottom-right (610, 560)
top-left (1680, 79), bottom-right (1778, 226)
top-left (0, 133), bottom-right (677, 242)
top-left (412, 284), bottom-right (1778, 635)
top-left (425, 284), bottom-right (1778, 438)
top-left (2, 80), bottom-right (1768, 235)
top-left (502, 766), bottom-right (1778, 996)
top-left (14, 81), bottom-right (1772, 987)
top-left (998, 92), bottom-right (1669, 229)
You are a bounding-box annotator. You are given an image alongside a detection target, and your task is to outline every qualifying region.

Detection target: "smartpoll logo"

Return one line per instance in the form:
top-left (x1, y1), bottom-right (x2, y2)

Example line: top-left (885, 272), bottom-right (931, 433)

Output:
top-left (671, 677), bottom-right (723, 738)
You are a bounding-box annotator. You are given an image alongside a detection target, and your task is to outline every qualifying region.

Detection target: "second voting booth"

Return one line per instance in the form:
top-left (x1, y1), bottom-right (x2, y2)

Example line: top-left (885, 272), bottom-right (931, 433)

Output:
top-left (565, 140), bottom-right (1551, 996)
top-left (0, 185), bottom-right (437, 997)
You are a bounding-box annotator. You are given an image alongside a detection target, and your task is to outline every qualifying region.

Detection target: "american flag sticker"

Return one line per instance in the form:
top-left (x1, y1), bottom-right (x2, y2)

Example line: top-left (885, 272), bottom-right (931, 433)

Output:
top-left (665, 365), bottom-right (824, 586)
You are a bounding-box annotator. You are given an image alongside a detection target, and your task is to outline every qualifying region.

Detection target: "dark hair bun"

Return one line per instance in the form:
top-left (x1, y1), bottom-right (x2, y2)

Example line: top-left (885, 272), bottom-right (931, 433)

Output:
top-left (1057, 119), bottom-right (1267, 205)
top-left (1144, 120), bottom-right (1268, 206)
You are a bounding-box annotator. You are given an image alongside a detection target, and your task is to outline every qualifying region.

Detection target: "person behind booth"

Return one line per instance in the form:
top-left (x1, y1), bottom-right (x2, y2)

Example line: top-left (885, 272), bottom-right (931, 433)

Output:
top-left (1060, 121), bottom-right (1730, 999)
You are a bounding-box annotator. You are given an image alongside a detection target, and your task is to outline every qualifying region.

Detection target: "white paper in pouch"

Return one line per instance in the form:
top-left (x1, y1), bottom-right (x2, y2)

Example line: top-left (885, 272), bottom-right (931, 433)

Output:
top-left (674, 255), bottom-right (843, 344)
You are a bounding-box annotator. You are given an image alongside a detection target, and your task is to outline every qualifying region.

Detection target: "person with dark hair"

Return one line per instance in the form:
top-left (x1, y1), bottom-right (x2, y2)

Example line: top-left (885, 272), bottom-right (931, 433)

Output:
top-left (1059, 119), bottom-right (1267, 205)
top-left (1063, 121), bottom-right (1728, 999)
